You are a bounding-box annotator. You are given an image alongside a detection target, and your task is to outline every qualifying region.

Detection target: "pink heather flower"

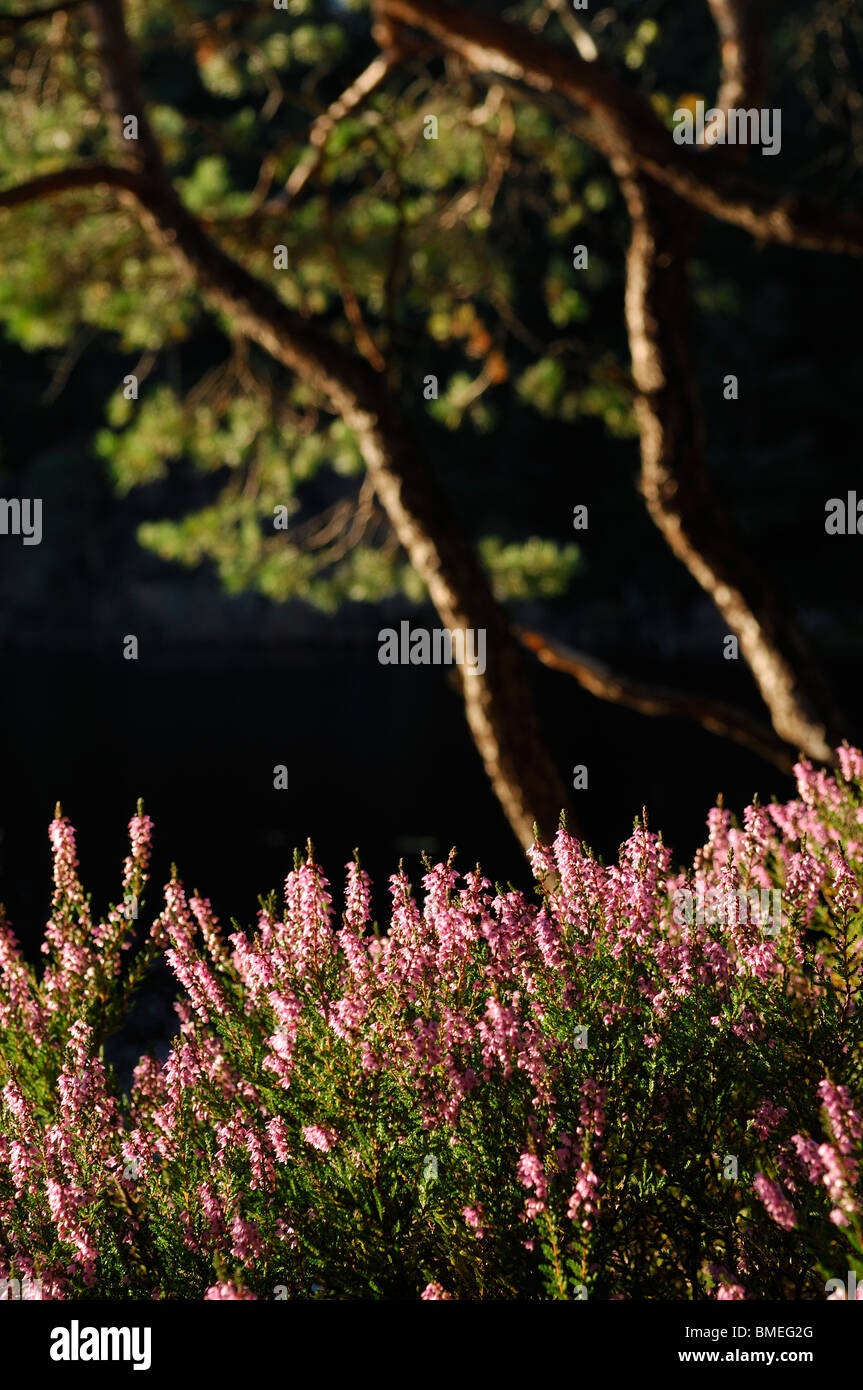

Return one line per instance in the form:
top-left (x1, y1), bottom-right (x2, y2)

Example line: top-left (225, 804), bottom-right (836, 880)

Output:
top-left (302, 1124), bottom-right (337, 1153)
top-left (47, 814), bottom-right (92, 927)
top-left (548, 827), bottom-right (596, 936)
top-left (753, 1174), bottom-right (797, 1230)
top-left (282, 858), bottom-right (334, 977)
top-left (742, 802), bottom-right (773, 854)
top-left (211, 1119), bottom-right (273, 1191)
top-left (517, 1151), bottom-right (548, 1217)
top-left (229, 930), bottom-right (276, 1003)
top-left (244, 1127), bottom-right (274, 1191)
top-left (460, 866), bottom-right (492, 916)
top-left (189, 895), bottom-right (228, 966)
top-left (40, 814), bottom-right (99, 1004)
top-left (198, 1183), bottom-right (226, 1238)
top-left (751, 1101), bottom-right (788, 1142)
top-left (556, 1132), bottom-right (574, 1173)
top-left (707, 1263), bottom-right (746, 1299)
top-left (275, 1219), bottom-right (299, 1249)
top-left (158, 880), bottom-right (227, 1022)
top-left (784, 851), bottom-right (826, 927)
top-left (45, 1177), bottom-right (98, 1283)
top-left (602, 824), bottom-right (669, 952)
top-left (817, 1144), bottom-right (857, 1219)
top-left (838, 744), bottom-right (863, 784)
top-left (152, 877), bottom-right (196, 952)
top-left (818, 1080), bottom-right (863, 1157)
top-left (0, 913), bottom-right (46, 1037)
top-left (534, 907), bottom-right (565, 970)
top-left (9, 766), bottom-right (863, 1301)
top-left (267, 1117), bottom-right (292, 1162)
top-left (2, 1080), bottom-right (36, 1133)
top-left (528, 837), bottom-right (558, 885)
top-left (730, 1006), bottom-right (761, 1041)
top-left (829, 852), bottom-right (860, 916)
top-left (338, 862), bottom-right (374, 989)
top-left (344, 860), bottom-right (372, 932)
top-left (122, 809), bottom-right (154, 894)
top-left (791, 1134), bottom-right (824, 1184)
top-left (705, 806), bottom-right (731, 857)
top-left (231, 1215), bottom-right (265, 1263)
top-left (8, 1140), bottom-right (35, 1197)
top-left (269, 990), bottom-right (302, 1036)
top-left (477, 998), bottom-right (522, 1080)
top-left (164, 945), bottom-right (225, 1022)
top-left (462, 1205), bottom-right (486, 1238)
top-left (422, 861), bottom-right (473, 970)
top-left (578, 1079), bottom-right (607, 1141)
top-left (793, 759), bottom-right (829, 809)
top-left (567, 1162), bottom-right (600, 1229)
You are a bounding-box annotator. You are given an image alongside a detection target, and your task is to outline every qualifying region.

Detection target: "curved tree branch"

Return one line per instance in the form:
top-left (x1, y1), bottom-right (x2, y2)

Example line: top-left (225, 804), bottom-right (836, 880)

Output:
top-left (58, 0), bottom-right (572, 851)
top-left (379, 0), bottom-right (863, 257)
top-left (518, 628), bottom-right (796, 775)
top-left (0, 163), bottom-right (140, 207)
top-left (609, 10), bottom-right (845, 764)
top-left (269, 53), bottom-right (395, 212)
top-left (707, 0), bottom-right (768, 114)
top-left (376, 0), bottom-right (847, 764)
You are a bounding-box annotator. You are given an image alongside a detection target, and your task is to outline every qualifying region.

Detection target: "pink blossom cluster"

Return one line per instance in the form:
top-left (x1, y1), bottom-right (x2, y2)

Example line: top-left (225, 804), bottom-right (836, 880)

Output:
top-left (0, 749), bottom-right (861, 1299)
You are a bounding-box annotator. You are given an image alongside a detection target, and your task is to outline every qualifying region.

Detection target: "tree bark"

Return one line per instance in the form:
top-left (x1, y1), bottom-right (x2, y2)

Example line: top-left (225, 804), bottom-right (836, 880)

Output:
top-left (518, 627), bottom-right (796, 774)
top-left (613, 5), bottom-right (842, 763)
top-left (379, 0), bottom-right (863, 257)
top-left (617, 170), bottom-right (841, 762)
top-left (77, 0), bottom-right (572, 850)
top-left (380, 0), bottom-right (848, 762)
top-left (706, 0), bottom-right (767, 114)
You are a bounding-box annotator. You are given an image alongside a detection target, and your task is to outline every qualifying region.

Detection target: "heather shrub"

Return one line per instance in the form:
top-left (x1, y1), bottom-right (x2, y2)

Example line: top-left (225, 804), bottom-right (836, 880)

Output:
top-left (1, 753), bottom-right (862, 1301)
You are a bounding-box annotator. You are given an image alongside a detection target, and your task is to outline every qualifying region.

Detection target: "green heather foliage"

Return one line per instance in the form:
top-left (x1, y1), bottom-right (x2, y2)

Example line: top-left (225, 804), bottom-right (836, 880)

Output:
top-left (1, 752), bottom-right (862, 1300)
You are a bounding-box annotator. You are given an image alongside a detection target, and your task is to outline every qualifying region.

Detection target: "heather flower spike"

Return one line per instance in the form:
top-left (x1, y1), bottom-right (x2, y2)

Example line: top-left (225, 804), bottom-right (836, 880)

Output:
top-left (0, 758), bottom-right (861, 1298)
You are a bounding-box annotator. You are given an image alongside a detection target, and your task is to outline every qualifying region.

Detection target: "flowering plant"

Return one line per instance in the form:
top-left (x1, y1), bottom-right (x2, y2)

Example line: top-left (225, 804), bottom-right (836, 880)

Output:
top-left (1, 752), bottom-right (862, 1300)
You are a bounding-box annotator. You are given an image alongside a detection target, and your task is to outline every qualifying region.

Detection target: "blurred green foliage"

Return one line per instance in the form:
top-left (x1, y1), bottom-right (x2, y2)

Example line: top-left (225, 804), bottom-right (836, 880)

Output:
top-left (0, 0), bottom-right (862, 619)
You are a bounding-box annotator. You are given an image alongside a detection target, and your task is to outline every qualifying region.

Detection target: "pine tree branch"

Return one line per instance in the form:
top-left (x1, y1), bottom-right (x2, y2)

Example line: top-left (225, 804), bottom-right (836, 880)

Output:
top-left (378, 0), bottom-right (863, 257)
top-left (0, 163), bottom-right (141, 208)
top-left (59, 0), bottom-right (575, 849)
top-left (518, 628), bottom-right (797, 774)
top-left (707, 0), bottom-right (768, 114)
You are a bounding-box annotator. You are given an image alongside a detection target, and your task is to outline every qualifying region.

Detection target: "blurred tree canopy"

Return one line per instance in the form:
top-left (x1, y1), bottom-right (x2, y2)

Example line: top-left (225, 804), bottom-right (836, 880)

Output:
top-left (1, 0), bottom-right (605, 607)
top-left (1, 0), bottom-right (862, 845)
